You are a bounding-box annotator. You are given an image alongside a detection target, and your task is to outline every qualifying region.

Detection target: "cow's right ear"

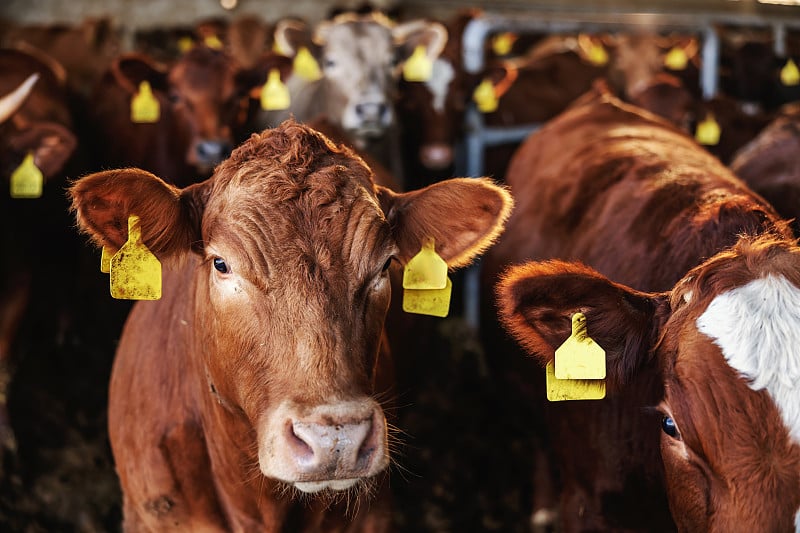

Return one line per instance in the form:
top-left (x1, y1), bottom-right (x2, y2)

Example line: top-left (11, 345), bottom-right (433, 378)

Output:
top-left (496, 260), bottom-right (669, 393)
top-left (69, 168), bottom-right (209, 259)
top-left (274, 18), bottom-right (316, 58)
top-left (109, 53), bottom-right (169, 95)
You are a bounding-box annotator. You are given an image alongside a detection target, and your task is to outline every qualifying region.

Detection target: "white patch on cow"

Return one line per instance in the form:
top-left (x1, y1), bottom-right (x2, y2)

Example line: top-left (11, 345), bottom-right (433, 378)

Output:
top-left (683, 290), bottom-right (693, 304)
top-left (696, 275), bottom-right (800, 444)
top-left (795, 507), bottom-right (800, 532)
top-left (424, 58), bottom-right (454, 113)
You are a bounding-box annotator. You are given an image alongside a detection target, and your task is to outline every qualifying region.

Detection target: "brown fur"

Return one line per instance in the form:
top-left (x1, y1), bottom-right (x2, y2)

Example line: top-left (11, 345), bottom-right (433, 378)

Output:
top-left (483, 85), bottom-right (792, 532)
top-left (70, 120), bottom-right (511, 531)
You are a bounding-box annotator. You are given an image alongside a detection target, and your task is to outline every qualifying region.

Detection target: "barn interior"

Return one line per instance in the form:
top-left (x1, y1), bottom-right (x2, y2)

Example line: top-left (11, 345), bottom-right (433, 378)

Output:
top-left (2, 1), bottom-right (800, 531)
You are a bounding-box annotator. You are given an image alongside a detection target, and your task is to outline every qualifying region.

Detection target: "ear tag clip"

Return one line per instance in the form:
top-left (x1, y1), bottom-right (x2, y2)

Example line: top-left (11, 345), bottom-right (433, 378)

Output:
top-left (554, 312), bottom-right (606, 380)
top-left (131, 81), bottom-right (160, 124)
top-left (546, 361), bottom-right (606, 401)
top-left (664, 47), bottom-right (689, 71)
top-left (10, 152), bottom-right (43, 199)
top-left (260, 69), bottom-right (290, 110)
top-left (402, 237), bottom-right (451, 317)
top-left (403, 45), bottom-right (433, 82)
top-left (473, 78), bottom-right (498, 113)
top-left (781, 58), bottom-right (800, 86)
top-left (100, 246), bottom-right (114, 273)
top-left (491, 32), bottom-right (517, 56)
top-left (695, 113), bottom-right (721, 146)
top-left (586, 41), bottom-right (609, 66)
top-left (294, 47), bottom-right (322, 81)
top-left (109, 215), bottom-right (162, 300)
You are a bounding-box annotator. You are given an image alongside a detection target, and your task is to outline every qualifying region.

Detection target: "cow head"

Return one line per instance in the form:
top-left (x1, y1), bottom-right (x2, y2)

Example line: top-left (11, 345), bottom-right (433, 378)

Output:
top-left (70, 120), bottom-right (512, 495)
top-left (0, 49), bottom-right (77, 181)
top-left (275, 13), bottom-right (447, 143)
top-left (496, 234), bottom-right (800, 531)
top-left (105, 47), bottom-right (257, 177)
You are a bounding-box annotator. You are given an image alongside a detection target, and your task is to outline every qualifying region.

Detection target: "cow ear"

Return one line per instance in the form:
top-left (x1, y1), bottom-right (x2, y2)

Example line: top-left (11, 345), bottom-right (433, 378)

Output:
top-left (393, 20), bottom-right (448, 65)
top-left (496, 260), bottom-right (668, 393)
top-left (237, 52), bottom-right (294, 97)
top-left (10, 122), bottom-right (77, 179)
top-left (274, 18), bottom-right (315, 58)
top-left (69, 168), bottom-right (209, 259)
top-left (109, 53), bottom-right (169, 95)
top-left (376, 177), bottom-right (512, 268)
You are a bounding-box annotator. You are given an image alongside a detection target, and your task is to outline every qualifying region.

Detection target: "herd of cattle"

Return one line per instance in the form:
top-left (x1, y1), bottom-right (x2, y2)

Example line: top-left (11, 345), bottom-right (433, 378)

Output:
top-left (4, 4), bottom-right (800, 532)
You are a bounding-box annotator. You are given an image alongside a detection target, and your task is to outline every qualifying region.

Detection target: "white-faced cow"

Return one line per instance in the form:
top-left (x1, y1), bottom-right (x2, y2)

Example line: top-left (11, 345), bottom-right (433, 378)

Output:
top-left (69, 120), bottom-right (511, 531)
top-left (269, 12), bottom-right (447, 179)
top-left (481, 83), bottom-right (794, 531)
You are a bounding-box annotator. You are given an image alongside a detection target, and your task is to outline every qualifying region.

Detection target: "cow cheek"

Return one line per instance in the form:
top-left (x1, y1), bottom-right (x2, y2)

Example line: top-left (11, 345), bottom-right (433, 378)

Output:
top-left (661, 436), bottom-right (711, 531)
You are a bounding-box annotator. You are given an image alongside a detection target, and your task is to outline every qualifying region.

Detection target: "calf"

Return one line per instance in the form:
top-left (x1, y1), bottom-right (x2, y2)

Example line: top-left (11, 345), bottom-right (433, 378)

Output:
top-left (89, 45), bottom-right (282, 187)
top-left (481, 84), bottom-right (787, 531)
top-left (69, 120), bottom-right (511, 531)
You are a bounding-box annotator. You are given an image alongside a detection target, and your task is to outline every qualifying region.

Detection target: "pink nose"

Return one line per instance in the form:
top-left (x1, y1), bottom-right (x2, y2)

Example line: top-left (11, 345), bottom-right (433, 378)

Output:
top-left (420, 143), bottom-right (454, 169)
top-left (286, 413), bottom-right (382, 479)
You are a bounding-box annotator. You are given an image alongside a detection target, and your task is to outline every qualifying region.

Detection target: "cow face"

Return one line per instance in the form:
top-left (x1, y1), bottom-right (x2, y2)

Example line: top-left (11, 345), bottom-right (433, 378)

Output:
top-left (70, 120), bottom-right (512, 495)
top-left (276, 14), bottom-right (447, 142)
top-left (496, 236), bottom-right (800, 531)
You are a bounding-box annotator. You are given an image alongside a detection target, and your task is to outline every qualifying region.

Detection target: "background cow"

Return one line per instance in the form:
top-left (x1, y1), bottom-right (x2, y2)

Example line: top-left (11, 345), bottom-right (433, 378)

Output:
top-left (69, 120), bottom-right (511, 531)
top-left (480, 82), bottom-right (786, 531)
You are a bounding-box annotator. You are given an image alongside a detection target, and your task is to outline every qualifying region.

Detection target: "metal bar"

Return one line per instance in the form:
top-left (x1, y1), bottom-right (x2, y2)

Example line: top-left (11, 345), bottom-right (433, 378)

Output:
top-left (701, 25), bottom-right (720, 99)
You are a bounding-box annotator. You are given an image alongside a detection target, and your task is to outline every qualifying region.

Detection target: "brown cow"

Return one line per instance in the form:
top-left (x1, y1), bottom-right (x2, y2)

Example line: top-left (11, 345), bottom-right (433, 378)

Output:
top-left (69, 120), bottom-right (511, 531)
top-left (0, 48), bottom-right (82, 456)
top-left (730, 102), bottom-right (800, 235)
top-left (89, 45), bottom-right (288, 187)
top-left (481, 84), bottom-right (788, 531)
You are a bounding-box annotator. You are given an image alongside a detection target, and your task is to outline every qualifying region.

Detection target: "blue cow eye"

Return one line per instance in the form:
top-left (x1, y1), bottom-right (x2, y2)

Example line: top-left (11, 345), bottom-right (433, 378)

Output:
top-left (213, 257), bottom-right (229, 274)
top-left (661, 416), bottom-right (680, 439)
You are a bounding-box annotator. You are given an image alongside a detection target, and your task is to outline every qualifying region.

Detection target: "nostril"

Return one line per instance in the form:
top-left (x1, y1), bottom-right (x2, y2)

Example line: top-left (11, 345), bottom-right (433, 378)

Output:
top-left (287, 422), bottom-right (314, 462)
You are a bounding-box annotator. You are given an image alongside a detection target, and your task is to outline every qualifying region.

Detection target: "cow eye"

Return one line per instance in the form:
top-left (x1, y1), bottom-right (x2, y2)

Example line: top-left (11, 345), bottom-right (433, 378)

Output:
top-left (381, 257), bottom-right (393, 272)
top-left (661, 416), bottom-right (681, 440)
top-left (213, 257), bottom-right (229, 274)
top-left (323, 57), bottom-right (336, 69)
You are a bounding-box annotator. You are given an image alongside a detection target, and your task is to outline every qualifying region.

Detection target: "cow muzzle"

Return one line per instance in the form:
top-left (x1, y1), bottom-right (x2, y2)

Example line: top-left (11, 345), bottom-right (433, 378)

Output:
top-left (343, 101), bottom-right (393, 138)
top-left (190, 139), bottom-right (232, 169)
top-left (259, 399), bottom-right (389, 493)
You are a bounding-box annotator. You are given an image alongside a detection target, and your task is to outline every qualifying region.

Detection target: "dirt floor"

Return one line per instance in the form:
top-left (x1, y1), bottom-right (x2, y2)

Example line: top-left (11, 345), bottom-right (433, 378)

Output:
top-left (0, 256), bottom-right (541, 532)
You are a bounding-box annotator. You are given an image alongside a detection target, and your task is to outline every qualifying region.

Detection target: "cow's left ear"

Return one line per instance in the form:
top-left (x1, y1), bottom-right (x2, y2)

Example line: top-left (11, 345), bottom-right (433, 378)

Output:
top-left (376, 177), bottom-right (512, 268)
top-left (393, 20), bottom-right (448, 66)
top-left (69, 168), bottom-right (210, 259)
top-left (496, 260), bottom-right (669, 393)
top-left (10, 122), bottom-right (77, 179)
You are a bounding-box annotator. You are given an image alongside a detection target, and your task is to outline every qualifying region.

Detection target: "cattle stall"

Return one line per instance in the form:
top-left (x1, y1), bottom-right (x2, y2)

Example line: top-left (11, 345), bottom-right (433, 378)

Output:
top-left (2, 1), bottom-right (800, 532)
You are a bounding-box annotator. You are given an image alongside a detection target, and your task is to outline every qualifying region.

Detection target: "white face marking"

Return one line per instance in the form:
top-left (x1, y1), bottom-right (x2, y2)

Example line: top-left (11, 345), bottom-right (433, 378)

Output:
top-left (424, 58), bottom-right (455, 113)
top-left (696, 275), bottom-right (800, 444)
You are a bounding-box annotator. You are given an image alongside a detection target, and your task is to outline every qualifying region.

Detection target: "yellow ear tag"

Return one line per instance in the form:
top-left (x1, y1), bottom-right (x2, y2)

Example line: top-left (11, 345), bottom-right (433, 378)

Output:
top-left (403, 237), bottom-right (447, 290)
top-left (781, 59), bottom-right (800, 86)
top-left (178, 36), bottom-right (194, 53)
top-left (403, 276), bottom-right (452, 317)
top-left (109, 215), bottom-right (162, 300)
top-left (554, 312), bottom-right (606, 380)
top-left (695, 113), bottom-right (721, 146)
top-left (403, 45), bottom-right (433, 82)
top-left (204, 35), bottom-right (224, 49)
top-left (100, 246), bottom-right (113, 273)
top-left (131, 81), bottom-right (160, 124)
top-left (546, 360), bottom-right (606, 401)
top-left (473, 78), bottom-right (498, 113)
top-left (260, 69), bottom-right (290, 110)
top-left (664, 47), bottom-right (689, 71)
top-left (586, 42), bottom-right (609, 66)
top-left (294, 47), bottom-right (322, 81)
top-left (402, 237), bottom-right (450, 317)
top-left (491, 32), bottom-right (517, 56)
top-left (10, 152), bottom-right (43, 199)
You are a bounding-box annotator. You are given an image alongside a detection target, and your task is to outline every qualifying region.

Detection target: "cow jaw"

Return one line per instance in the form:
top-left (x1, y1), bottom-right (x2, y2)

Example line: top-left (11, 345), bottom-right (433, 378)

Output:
top-left (257, 399), bottom-right (389, 493)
